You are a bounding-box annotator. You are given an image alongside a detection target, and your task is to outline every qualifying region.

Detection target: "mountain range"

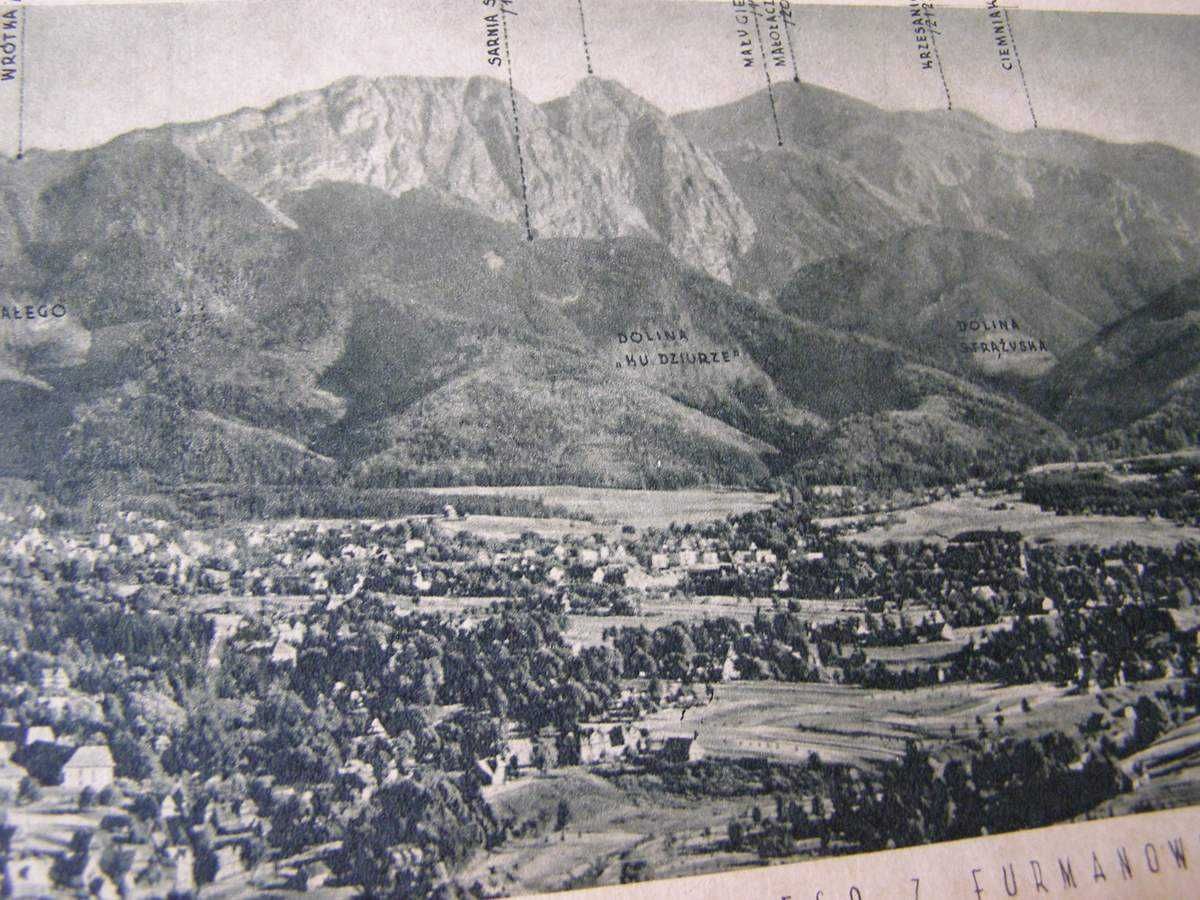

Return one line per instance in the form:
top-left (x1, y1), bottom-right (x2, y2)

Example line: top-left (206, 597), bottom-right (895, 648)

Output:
top-left (0, 74), bottom-right (1197, 495)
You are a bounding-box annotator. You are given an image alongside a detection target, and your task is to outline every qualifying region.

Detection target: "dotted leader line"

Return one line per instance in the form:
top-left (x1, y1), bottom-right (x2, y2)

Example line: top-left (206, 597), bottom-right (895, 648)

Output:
top-left (928, 17), bottom-right (953, 111)
top-left (576, 0), bottom-right (594, 76)
top-left (499, 4), bottom-right (534, 241)
top-left (1003, 8), bottom-right (1039, 128)
top-left (17, 5), bottom-right (27, 159)
top-left (749, 1), bottom-right (784, 147)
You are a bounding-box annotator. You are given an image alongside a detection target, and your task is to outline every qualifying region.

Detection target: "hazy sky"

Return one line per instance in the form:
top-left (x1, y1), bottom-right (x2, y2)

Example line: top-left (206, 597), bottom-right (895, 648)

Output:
top-left (4, 0), bottom-right (1200, 155)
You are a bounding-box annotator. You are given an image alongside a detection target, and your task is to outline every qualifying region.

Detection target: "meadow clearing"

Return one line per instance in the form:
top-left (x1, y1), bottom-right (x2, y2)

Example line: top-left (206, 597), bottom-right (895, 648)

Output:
top-left (460, 770), bottom-right (761, 895)
top-left (427, 485), bottom-right (776, 530)
top-left (458, 678), bottom-right (1190, 896)
top-left (824, 493), bottom-right (1200, 549)
top-left (637, 679), bottom-right (1186, 770)
top-left (1106, 713), bottom-right (1200, 817)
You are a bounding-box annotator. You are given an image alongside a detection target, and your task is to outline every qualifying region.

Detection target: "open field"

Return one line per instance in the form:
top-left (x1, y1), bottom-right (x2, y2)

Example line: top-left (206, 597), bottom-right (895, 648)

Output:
top-left (1027, 449), bottom-right (1200, 478)
top-left (861, 619), bottom-right (1050, 667)
top-left (1098, 714), bottom-right (1200, 818)
top-left (461, 770), bottom-right (764, 896)
top-left (565, 596), bottom-right (868, 648)
top-left (638, 681), bottom-right (992, 767)
top-left (426, 485), bottom-right (775, 529)
top-left (822, 493), bottom-right (1200, 548)
top-left (4, 803), bottom-right (122, 856)
top-left (436, 514), bottom-right (625, 542)
top-left (863, 640), bottom-right (967, 664)
top-left (461, 679), bottom-right (1189, 896)
top-left (1124, 715), bottom-right (1200, 781)
top-left (638, 680), bottom-right (1185, 769)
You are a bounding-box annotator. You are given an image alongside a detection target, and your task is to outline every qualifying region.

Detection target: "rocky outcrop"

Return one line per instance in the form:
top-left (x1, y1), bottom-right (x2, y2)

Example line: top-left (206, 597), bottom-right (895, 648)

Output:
top-left (165, 75), bottom-right (755, 283)
top-left (543, 78), bottom-right (755, 283)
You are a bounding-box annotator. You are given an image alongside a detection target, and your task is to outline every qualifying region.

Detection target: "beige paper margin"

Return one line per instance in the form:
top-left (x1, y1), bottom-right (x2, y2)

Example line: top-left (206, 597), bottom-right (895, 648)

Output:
top-left (527, 805), bottom-right (1200, 899)
top-left (6, 0), bottom-right (1200, 15)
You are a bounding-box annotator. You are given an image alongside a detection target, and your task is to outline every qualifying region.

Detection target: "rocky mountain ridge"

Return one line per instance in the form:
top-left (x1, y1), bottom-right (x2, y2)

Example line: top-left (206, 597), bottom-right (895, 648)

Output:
top-left (164, 75), bottom-right (755, 284)
top-left (0, 73), bottom-right (1196, 493)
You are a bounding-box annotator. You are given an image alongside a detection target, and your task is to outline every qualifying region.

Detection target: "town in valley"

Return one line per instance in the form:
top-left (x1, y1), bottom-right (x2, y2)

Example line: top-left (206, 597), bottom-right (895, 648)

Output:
top-left (1, 453), bottom-right (1198, 896)
top-left (3, 0), bottom-right (1200, 895)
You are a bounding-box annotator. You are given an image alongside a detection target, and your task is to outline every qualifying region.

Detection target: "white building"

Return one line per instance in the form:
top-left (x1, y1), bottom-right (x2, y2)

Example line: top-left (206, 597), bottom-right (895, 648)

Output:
top-left (61, 744), bottom-right (115, 791)
top-left (271, 640), bottom-right (299, 667)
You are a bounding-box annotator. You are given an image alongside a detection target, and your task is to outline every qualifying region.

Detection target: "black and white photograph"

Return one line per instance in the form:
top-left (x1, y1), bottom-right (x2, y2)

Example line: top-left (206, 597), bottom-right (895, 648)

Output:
top-left (0, 0), bottom-right (1199, 896)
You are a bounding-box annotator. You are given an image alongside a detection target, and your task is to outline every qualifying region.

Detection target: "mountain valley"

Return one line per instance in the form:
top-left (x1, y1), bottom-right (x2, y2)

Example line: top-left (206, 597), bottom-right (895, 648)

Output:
top-left (1, 75), bottom-right (1197, 495)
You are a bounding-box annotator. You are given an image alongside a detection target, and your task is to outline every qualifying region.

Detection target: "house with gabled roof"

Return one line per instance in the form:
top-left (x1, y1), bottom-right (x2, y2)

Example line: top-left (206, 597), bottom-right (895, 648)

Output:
top-left (61, 743), bottom-right (115, 791)
top-left (23, 725), bottom-right (55, 747)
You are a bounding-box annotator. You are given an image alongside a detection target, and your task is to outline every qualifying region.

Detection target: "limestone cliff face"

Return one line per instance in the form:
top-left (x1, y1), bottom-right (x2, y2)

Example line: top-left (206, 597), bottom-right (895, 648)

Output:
top-left (543, 78), bottom-right (756, 284)
top-left (167, 76), bottom-right (640, 240)
top-left (165, 74), bottom-right (754, 283)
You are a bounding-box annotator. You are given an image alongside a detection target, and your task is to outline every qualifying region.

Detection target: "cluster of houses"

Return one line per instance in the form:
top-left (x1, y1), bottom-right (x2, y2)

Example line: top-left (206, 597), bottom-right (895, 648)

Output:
top-left (0, 499), bottom-right (834, 636)
top-left (1, 669), bottom-right (117, 797)
top-left (0, 652), bottom-right (348, 896)
top-left (475, 723), bottom-right (705, 788)
top-left (4, 493), bottom-right (1198, 894)
top-left (0, 768), bottom-right (284, 897)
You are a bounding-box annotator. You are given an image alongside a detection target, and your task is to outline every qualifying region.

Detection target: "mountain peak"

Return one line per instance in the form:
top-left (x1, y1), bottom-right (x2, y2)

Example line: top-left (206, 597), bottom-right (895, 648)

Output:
top-left (541, 77), bottom-right (755, 283)
top-left (565, 76), bottom-right (656, 111)
top-left (543, 76), bottom-right (667, 134)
